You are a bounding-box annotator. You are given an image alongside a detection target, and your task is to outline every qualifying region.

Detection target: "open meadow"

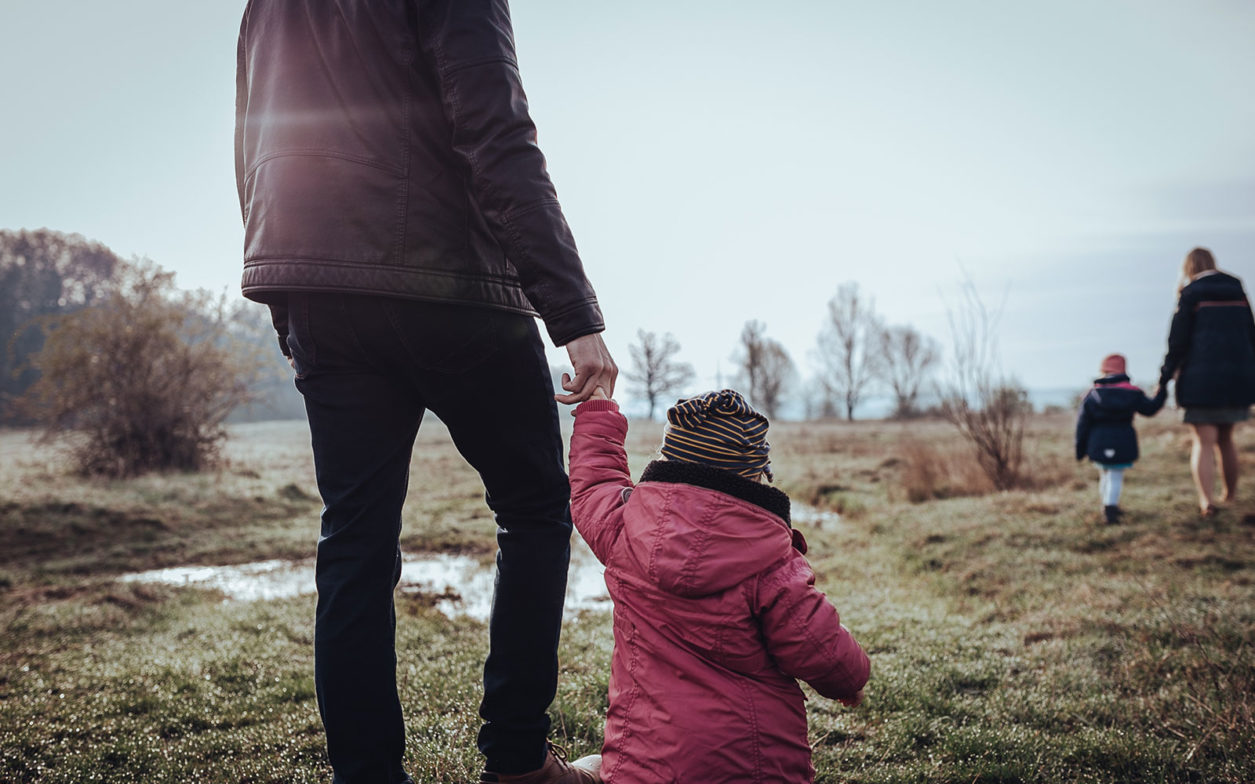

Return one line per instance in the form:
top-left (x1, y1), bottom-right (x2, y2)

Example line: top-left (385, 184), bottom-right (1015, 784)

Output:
top-left (1, 412), bottom-right (1252, 783)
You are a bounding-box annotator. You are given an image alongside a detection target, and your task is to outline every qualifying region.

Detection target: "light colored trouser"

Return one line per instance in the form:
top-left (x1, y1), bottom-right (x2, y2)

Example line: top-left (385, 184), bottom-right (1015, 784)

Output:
top-left (1098, 466), bottom-right (1125, 507)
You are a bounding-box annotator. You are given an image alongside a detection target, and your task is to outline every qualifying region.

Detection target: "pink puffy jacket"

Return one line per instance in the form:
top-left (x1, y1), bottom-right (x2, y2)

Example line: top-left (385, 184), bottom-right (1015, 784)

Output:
top-left (569, 400), bottom-right (870, 783)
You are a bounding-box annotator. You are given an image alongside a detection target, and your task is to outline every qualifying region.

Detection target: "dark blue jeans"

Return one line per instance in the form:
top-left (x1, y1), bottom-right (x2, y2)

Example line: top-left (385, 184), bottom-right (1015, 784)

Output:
top-left (286, 293), bottom-right (571, 783)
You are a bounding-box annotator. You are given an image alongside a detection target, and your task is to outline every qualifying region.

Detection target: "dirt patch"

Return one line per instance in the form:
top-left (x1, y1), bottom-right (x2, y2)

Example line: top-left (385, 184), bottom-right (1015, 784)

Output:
top-left (1174, 555), bottom-right (1248, 572)
top-left (0, 501), bottom-right (172, 564)
top-left (0, 493), bottom-right (318, 579)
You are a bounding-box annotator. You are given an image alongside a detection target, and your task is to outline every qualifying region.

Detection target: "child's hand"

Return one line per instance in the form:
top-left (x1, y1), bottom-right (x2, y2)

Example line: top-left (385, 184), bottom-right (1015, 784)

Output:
top-left (837, 689), bottom-right (864, 708)
top-left (591, 386), bottom-right (609, 400)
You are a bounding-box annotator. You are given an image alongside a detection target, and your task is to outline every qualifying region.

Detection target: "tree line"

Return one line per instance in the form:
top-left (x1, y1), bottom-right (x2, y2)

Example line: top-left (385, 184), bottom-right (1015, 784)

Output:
top-left (3, 229), bottom-right (1027, 488)
top-left (1, 229), bottom-right (299, 475)
top-left (626, 278), bottom-right (1029, 490)
top-left (627, 281), bottom-right (941, 423)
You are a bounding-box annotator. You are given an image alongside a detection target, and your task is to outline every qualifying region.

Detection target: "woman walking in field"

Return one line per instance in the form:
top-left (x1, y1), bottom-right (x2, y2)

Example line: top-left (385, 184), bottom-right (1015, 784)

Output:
top-left (1157, 247), bottom-right (1255, 516)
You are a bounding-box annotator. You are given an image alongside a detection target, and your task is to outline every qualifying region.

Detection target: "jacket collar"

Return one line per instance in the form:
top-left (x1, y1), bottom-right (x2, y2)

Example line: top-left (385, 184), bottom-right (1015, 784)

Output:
top-left (1094, 373), bottom-right (1131, 385)
top-left (639, 460), bottom-right (791, 524)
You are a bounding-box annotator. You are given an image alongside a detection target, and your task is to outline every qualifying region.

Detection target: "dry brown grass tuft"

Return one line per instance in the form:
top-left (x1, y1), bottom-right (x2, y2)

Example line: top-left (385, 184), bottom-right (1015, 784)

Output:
top-left (895, 438), bottom-right (993, 502)
top-left (894, 424), bottom-right (1074, 503)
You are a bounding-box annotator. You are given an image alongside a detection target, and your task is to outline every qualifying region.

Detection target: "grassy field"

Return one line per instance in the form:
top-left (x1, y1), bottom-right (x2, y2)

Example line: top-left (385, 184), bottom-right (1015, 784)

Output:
top-left (1, 412), bottom-right (1252, 783)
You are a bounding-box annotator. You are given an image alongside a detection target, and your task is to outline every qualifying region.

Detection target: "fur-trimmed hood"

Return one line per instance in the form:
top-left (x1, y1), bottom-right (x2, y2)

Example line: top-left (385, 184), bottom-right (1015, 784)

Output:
top-left (639, 459), bottom-right (791, 522)
top-left (620, 460), bottom-right (797, 597)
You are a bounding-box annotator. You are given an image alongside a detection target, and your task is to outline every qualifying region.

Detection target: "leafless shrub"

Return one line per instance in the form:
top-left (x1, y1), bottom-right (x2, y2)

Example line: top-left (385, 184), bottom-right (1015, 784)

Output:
top-left (17, 262), bottom-right (264, 477)
top-left (938, 276), bottom-right (1030, 490)
top-left (896, 439), bottom-right (993, 502)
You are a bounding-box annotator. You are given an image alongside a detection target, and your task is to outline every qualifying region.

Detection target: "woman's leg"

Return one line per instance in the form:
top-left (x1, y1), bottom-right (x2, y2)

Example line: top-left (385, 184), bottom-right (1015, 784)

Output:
top-left (1217, 423), bottom-right (1239, 503)
top-left (1190, 424), bottom-right (1220, 512)
top-left (1097, 465), bottom-right (1109, 505)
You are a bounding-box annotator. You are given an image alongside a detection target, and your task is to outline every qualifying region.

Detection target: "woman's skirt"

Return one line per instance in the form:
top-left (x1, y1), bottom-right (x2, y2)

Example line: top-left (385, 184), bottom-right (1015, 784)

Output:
top-left (1182, 407), bottom-right (1251, 424)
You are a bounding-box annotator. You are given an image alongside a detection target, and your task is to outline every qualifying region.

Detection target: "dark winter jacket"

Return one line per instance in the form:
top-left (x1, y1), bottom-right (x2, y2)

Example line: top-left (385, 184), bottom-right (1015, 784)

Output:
top-left (234, 0), bottom-right (603, 352)
top-left (1158, 271), bottom-right (1255, 408)
top-left (1075, 374), bottom-right (1166, 464)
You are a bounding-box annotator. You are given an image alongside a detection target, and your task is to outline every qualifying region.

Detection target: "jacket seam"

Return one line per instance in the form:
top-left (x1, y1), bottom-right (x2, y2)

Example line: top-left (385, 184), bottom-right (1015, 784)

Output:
top-left (735, 678), bottom-right (764, 782)
top-left (243, 257), bottom-right (525, 285)
top-left (608, 605), bottom-right (639, 784)
top-left (245, 149), bottom-right (405, 179)
top-left (440, 54), bottom-right (518, 77)
top-left (541, 297), bottom-right (604, 323)
top-left (504, 198), bottom-right (563, 221)
top-left (647, 486), bottom-right (674, 585)
top-left (678, 502), bottom-right (718, 595)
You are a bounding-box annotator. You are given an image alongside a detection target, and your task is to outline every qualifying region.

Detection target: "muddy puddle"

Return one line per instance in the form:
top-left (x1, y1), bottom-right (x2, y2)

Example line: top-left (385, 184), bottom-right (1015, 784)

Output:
top-left (120, 544), bottom-right (610, 622)
top-left (118, 504), bottom-right (837, 620)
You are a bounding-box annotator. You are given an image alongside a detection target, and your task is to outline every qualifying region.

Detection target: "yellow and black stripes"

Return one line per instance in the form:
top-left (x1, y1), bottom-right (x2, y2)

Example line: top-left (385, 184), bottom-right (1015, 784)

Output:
top-left (661, 390), bottom-right (772, 480)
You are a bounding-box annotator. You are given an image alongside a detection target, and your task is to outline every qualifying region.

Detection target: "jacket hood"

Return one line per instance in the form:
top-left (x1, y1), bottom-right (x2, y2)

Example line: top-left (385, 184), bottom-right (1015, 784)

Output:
top-left (1087, 379), bottom-right (1145, 414)
top-left (620, 460), bottom-right (795, 598)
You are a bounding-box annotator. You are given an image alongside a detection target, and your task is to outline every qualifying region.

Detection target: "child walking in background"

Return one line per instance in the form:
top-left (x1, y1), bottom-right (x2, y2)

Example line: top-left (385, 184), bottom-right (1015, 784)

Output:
top-left (566, 388), bottom-right (870, 784)
top-left (1075, 354), bottom-right (1167, 524)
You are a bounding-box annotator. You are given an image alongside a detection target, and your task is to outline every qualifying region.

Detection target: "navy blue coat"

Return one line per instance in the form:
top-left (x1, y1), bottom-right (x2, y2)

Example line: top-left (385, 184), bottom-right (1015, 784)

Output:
top-left (1075, 375), bottom-right (1166, 464)
top-left (1158, 271), bottom-right (1255, 408)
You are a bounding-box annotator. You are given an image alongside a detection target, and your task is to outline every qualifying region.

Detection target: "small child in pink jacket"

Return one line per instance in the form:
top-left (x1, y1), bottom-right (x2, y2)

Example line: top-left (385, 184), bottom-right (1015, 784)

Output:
top-left (567, 388), bottom-right (870, 784)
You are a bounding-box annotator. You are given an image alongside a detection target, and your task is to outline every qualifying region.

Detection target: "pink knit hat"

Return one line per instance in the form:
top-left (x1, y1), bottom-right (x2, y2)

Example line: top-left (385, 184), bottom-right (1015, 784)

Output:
top-left (1099, 354), bottom-right (1126, 376)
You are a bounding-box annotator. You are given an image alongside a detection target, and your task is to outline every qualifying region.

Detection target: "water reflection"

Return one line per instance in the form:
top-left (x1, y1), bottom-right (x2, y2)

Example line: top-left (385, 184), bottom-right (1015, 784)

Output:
top-left (118, 504), bottom-right (836, 620)
top-left (119, 544), bottom-right (610, 622)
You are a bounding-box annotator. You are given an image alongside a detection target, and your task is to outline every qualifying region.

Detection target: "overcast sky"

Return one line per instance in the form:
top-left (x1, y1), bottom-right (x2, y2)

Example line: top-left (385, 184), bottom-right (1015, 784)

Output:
top-left (3, 0), bottom-right (1254, 408)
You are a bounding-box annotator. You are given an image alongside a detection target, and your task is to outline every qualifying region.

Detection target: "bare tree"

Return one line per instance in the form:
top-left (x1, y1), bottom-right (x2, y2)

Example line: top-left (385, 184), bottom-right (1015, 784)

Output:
top-left (800, 375), bottom-right (838, 421)
top-left (734, 320), bottom-right (794, 419)
top-left (937, 276), bottom-right (1029, 490)
top-left (816, 283), bottom-right (883, 421)
top-left (1, 229), bottom-right (122, 423)
top-left (881, 324), bottom-right (940, 418)
top-left (625, 330), bottom-right (695, 420)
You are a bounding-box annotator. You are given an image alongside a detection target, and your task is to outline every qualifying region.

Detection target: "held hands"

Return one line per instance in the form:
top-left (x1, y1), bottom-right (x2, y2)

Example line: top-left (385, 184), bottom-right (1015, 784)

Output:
top-left (555, 332), bottom-right (618, 405)
top-left (838, 689), bottom-right (864, 708)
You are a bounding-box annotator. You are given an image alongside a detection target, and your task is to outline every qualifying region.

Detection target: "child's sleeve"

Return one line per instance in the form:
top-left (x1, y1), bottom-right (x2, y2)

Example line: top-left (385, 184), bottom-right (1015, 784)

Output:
top-left (568, 399), bottom-right (633, 563)
top-left (1138, 386), bottom-right (1167, 416)
top-left (752, 551), bottom-right (870, 701)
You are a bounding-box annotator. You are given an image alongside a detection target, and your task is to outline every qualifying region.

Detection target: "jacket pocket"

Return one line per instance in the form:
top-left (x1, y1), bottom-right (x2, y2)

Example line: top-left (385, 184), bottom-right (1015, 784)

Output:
top-left (243, 152), bottom-right (406, 265)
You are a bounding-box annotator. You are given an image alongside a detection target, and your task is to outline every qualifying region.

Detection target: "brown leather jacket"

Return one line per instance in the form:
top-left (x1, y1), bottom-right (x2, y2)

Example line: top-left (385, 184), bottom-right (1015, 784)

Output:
top-left (234, 0), bottom-right (603, 350)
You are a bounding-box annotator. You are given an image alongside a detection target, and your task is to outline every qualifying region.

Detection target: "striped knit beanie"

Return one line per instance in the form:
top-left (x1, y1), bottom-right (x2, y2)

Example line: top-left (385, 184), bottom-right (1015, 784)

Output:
top-left (661, 389), bottom-right (773, 481)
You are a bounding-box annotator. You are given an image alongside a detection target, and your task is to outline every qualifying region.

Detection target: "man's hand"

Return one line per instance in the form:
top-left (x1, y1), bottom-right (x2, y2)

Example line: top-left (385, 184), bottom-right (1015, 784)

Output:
top-left (555, 332), bottom-right (617, 404)
top-left (837, 689), bottom-right (864, 708)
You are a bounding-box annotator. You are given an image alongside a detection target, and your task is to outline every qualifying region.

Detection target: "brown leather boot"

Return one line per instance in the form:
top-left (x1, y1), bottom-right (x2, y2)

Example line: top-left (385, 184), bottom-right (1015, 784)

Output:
top-left (480, 744), bottom-right (601, 784)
